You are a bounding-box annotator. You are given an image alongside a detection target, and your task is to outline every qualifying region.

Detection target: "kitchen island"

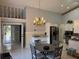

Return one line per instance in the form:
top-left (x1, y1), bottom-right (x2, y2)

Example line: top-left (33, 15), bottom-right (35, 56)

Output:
top-left (32, 35), bottom-right (49, 44)
top-left (68, 39), bottom-right (79, 53)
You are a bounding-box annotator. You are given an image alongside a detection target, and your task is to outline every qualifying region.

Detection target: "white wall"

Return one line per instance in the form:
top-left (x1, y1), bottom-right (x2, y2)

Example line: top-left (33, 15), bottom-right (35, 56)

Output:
top-left (26, 7), bottom-right (62, 32)
top-left (63, 8), bottom-right (79, 23)
top-left (62, 8), bottom-right (79, 44)
top-left (59, 24), bottom-right (65, 42)
top-left (63, 8), bottom-right (79, 33)
top-left (0, 17), bottom-right (1, 52)
top-left (0, 4), bottom-right (63, 48)
top-left (26, 7), bottom-right (63, 48)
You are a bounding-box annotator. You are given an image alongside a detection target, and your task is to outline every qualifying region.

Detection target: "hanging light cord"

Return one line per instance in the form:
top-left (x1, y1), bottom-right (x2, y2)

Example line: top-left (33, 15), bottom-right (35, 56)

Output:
top-left (39, 0), bottom-right (40, 9)
top-left (33, 0), bottom-right (46, 25)
top-left (39, 0), bottom-right (41, 18)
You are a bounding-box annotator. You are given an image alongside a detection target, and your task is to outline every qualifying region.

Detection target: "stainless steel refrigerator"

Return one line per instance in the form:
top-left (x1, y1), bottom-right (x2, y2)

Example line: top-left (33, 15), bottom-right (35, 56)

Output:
top-left (50, 26), bottom-right (59, 44)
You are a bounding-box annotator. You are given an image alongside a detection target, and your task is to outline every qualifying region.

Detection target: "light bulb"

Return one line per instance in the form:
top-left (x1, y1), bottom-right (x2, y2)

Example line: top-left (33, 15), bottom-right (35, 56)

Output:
top-left (43, 20), bottom-right (45, 23)
top-left (41, 17), bottom-right (44, 21)
top-left (33, 20), bottom-right (36, 23)
top-left (35, 17), bottom-right (39, 21)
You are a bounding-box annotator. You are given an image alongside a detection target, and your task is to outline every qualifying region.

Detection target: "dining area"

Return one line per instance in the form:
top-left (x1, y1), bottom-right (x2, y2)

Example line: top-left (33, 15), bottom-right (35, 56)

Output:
top-left (30, 40), bottom-right (63, 59)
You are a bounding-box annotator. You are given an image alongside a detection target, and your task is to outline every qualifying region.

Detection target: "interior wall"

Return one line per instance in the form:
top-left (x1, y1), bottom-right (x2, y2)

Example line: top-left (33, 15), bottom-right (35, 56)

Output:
top-left (0, 3), bottom-right (63, 48)
top-left (26, 7), bottom-right (63, 48)
top-left (63, 8), bottom-right (79, 23)
top-left (62, 8), bottom-right (79, 44)
top-left (0, 17), bottom-right (1, 52)
top-left (26, 7), bottom-right (63, 32)
top-left (63, 8), bottom-right (79, 35)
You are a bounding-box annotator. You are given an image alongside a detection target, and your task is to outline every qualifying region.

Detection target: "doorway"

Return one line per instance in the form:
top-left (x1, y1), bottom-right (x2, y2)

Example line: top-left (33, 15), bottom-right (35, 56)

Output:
top-left (1, 23), bottom-right (25, 51)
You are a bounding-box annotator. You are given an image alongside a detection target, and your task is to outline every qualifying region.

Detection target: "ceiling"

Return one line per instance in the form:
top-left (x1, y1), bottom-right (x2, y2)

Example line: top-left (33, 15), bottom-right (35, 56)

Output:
top-left (0, 0), bottom-right (79, 14)
top-left (26, 0), bottom-right (79, 14)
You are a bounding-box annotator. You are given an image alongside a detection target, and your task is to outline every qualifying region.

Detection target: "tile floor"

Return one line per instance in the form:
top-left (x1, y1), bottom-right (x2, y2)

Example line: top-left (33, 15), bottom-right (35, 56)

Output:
top-left (10, 44), bottom-right (77, 59)
top-left (1, 42), bottom-right (76, 59)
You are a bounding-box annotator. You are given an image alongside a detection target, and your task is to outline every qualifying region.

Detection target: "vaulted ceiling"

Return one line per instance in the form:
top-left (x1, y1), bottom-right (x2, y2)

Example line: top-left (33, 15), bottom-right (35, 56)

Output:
top-left (0, 0), bottom-right (79, 14)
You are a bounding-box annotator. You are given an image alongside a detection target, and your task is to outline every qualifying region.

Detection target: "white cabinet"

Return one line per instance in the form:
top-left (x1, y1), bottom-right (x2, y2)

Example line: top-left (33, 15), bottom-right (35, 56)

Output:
top-left (73, 20), bottom-right (79, 33)
top-left (64, 24), bottom-right (73, 31)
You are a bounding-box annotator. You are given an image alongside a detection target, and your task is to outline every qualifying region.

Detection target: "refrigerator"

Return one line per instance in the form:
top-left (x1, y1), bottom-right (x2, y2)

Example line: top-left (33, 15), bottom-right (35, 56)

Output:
top-left (50, 26), bottom-right (59, 44)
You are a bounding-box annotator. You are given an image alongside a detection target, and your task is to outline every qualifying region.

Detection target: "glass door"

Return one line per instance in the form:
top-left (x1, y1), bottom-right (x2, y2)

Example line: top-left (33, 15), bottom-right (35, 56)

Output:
top-left (2, 24), bottom-right (12, 51)
top-left (3, 25), bottom-right (11, 44)
top-left (1, 23), bottom-right (25, 52)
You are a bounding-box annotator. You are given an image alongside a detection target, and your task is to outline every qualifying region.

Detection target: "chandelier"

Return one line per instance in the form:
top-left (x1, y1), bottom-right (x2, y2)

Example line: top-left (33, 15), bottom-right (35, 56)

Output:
top-left (33, 17), bottom-right (46, 25)
top-left (33, 0), bottom-right (46, 26)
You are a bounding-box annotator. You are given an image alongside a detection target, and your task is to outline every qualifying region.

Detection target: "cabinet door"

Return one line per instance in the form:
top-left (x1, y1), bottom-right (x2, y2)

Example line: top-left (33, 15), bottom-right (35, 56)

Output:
top-left (65, 24), bottom-right (73, 31)
top-left (74, 21), bottom-right (79, 33)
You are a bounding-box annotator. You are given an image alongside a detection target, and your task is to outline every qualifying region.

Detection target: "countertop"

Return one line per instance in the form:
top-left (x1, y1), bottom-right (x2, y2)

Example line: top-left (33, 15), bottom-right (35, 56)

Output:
top-left (32, 35), bottom-right (48, 37)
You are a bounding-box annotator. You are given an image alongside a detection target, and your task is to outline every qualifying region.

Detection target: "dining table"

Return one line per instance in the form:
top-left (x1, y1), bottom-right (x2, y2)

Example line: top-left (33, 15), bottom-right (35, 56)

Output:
top-left (30, 42), bottom-right (63, 59)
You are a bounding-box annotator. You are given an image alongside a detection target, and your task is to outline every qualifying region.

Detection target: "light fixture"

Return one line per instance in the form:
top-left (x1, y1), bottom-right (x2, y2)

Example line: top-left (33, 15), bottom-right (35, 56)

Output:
top-left (33, 0), bottom-right (46, 26)
top-left (67, 6), bottom-right (70, 9)
top-left (61, 4), bottom-right (64, 7)
top-left (33, 17), bottom-right (46, 25)
top-left (67, 20), bottom-right (73, 24)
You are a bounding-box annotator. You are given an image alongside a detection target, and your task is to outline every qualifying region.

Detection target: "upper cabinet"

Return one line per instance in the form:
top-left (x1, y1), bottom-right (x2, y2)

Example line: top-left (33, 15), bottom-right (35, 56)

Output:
top-left (64, 20), bottom-right (79, 33)
top-left (73, 20), bottom-right (79, 33)
top-left (64, 20), bottom-right (74, 31)
top-left (65, 24), bottom-right (73, 31)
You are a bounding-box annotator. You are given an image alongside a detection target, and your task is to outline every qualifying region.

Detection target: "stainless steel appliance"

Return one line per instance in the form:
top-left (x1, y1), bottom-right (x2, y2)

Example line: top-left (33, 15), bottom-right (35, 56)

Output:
top-left (50, 26), bottom-right (59, 44)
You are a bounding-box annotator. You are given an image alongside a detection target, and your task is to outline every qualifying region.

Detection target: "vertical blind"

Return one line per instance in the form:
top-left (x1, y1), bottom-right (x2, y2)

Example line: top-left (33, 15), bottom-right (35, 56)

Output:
top-left (0, 5), bottom-right (26, 19)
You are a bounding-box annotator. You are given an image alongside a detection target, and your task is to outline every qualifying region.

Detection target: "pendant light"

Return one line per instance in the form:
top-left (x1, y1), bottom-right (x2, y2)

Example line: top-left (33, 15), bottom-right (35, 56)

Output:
top-left (33, 0), bottom-right (46, 26)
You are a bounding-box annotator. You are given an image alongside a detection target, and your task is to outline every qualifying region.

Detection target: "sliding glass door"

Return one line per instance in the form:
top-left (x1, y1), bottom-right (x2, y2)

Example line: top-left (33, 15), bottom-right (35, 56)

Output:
top-left (1, 23), bottom-right (25, 51)
top-left (2, 25), bottom-right (11, 44)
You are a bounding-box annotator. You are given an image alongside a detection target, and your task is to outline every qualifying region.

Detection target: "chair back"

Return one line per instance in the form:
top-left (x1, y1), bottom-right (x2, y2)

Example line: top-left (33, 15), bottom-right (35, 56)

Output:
top-left (30, 44), bottom-right (37, 59)
top-left (30, 44), bottom-right (45, 59)
top-left (30, 44), bottom-right (36, 55)
top-left (54, 46), bottom-right (63, 59)
top-left (52, 40), bottom-right (60, 47)
top-left (0, 52), bottom-right (12, 59)
top-left (34, 40), bottom-right (41, 45)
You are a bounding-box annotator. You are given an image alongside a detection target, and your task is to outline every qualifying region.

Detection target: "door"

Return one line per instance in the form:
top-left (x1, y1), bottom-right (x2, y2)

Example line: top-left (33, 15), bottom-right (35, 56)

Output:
top-left (1, 23), bottom-right (25, 51)
top-left (2, 25), bottom-right (11, 44)
top-left (2, 24), bottom-right (12, 51)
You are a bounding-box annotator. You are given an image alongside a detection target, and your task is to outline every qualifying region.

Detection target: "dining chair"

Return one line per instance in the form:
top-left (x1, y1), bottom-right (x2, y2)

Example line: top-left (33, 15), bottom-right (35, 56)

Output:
top-left (52, 40), bottom-right (60, 46)
top-left (30, 44), bottom-right (44, 59)
top-left (47, 46), bottom-right (63, 59)
top-left (42, 45), bottom-right (51, 59)
top-left (34, 40), bottom-right (41, 45)
top-left (0, 52), bottom-right (12, 59)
